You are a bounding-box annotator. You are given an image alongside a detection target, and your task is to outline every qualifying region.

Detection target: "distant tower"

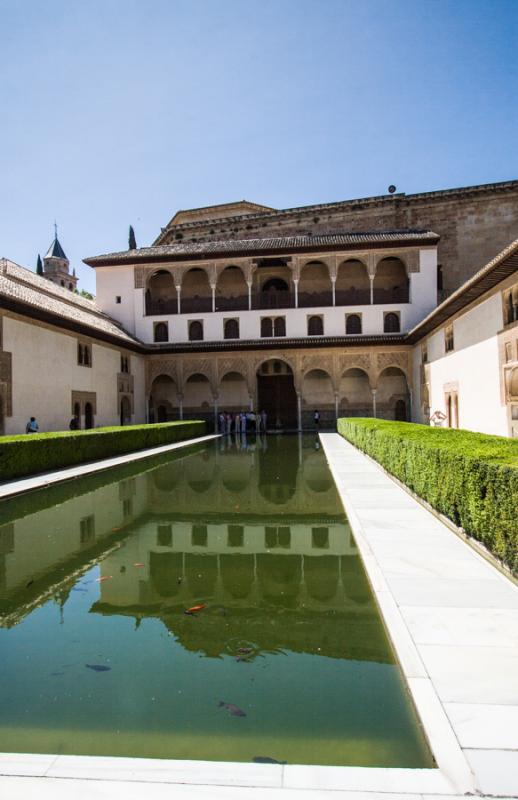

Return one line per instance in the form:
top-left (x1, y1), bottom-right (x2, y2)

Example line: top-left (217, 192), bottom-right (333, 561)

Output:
top-left (43, 225), bottom-right (78, 291)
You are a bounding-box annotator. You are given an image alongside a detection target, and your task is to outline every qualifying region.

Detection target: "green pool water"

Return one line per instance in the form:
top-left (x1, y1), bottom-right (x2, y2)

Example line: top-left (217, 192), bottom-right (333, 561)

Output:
top-left (0, 435), bottom-right (433, 767)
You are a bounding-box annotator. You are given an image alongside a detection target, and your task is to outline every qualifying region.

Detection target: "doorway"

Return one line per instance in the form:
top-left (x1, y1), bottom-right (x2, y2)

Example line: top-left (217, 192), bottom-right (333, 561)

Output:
top-left (257, 360), bottom-right (297, 429)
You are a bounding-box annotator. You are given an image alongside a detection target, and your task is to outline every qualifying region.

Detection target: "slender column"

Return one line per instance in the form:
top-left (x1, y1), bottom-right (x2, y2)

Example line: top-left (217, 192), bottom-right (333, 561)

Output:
top-left (211, 284), bottom-right (216, 312)
top-left (331, 277), bottom-right (336, 307)
top-left (297, 393), bottom-right (302, 431)
top-left (334, 392), bottom-right (339, 423)
top-left (178, 394), bottom-right (184, 420)
top-left (369, 276), bottom-right (374, 305)
top-left (213, 396), bottom-right (219, 430)
top-left (249, 395), bottom-right (254, 411)
top-left (176, 285), bottom-right (182, 315)
top-left (293, 279), bottom-right (299, 309)
top-left (371, 389), bottom-right (377, 418)
top-left (247, 281), bottom-right (252, 310)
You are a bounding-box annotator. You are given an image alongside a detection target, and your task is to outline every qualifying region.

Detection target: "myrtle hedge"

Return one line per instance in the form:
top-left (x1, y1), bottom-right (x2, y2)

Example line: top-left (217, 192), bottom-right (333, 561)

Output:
top-left (0, 421), bottom-right (206, 483)
top-left (337, 418), bottom-right (518, 574)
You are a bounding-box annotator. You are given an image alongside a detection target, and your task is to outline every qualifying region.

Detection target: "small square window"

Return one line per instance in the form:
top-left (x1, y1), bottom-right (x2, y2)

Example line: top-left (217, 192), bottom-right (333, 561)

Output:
top-left (227, 525), bottom-right (244, 547)
top-left (116, 296), bottom-right (121, 304)
top-left (80, 515), bottom-right (95, 546)
top-left (122, 499), bottom-right (133, 519)
top-left (445, 325), bottom-right (454, 353)
top-left (157, 524), bottom-right (172, 547)
top-left (192, 524), bottom-right (207, 547)
top-left (312, 527), bottom-right (329, 549)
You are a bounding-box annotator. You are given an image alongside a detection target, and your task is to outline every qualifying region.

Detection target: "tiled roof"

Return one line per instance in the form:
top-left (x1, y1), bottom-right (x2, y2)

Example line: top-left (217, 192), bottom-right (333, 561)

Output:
top-left (45, 237), bottom-right (68, 260)
top-left (0, 258), bottom-right (141, 347)
top-left (85, 230), bottom-right (439, 266)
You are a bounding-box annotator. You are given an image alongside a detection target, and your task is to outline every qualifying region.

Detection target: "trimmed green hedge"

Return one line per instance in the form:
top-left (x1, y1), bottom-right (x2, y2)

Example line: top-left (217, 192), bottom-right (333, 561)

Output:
top-left (0, 421), bottom-right (206, 483)
top-left (337, 418), bottom-right (518, 574)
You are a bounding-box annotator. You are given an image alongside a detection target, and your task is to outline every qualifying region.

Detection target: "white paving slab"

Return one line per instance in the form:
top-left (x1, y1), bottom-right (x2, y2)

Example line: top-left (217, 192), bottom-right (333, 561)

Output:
top-left (319, 433), bottom-right (518, 799)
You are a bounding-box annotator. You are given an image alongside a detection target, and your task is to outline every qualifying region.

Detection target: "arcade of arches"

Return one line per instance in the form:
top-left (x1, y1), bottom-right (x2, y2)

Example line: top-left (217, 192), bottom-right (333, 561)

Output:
top-left (147, 347), bottom-right (411, 429)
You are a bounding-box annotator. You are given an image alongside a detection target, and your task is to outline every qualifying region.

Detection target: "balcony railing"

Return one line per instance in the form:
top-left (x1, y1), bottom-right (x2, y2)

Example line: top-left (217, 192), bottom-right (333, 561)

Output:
top-left (373, 287), bottom-right (410, 304)
top-left (145, 287), bottom-right (409, 316)
top-left (334, 288), bottom-right (371, 306)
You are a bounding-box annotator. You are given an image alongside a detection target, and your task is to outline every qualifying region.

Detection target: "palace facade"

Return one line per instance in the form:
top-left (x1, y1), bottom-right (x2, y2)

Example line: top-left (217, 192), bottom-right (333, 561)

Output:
top-left (1, 180), bottom-right (517, 437)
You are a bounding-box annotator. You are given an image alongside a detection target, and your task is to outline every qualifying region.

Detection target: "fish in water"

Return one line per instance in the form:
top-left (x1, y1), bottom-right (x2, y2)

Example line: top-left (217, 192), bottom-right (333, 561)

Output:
top-left (50, 672), bottom-right (65, 677)
top-left (72, 587), bottom-right (87, 593)
top-left (95, 576), bottom-right (112, 583)
top-left (133, 563), bottom-right (145, 568)
top-left (218, 701), bottom-right (246, 717)
top-left (184, 603), bottom-right (206, 615)
top-left (85, 664), bottom-right (111, 672)
top-left (253, 756), bottom-right (287, 765)
top-left (237, 647), bottom-right (253, 655)
top-left (26, 579), bottom-right (34, 588)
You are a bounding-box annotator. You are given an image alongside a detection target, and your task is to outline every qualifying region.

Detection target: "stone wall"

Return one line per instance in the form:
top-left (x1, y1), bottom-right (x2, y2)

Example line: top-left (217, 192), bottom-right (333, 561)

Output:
top-left (157, 181), bottom-right (518, 298)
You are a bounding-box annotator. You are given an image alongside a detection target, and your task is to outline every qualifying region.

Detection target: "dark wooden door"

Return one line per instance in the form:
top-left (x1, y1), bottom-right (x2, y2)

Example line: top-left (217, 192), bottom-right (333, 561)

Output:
top-left (257, 374), bottom-right (297, 429)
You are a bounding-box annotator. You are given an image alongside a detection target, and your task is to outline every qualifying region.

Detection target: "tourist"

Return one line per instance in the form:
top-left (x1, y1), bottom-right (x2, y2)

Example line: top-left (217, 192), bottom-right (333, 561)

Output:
top-left (314, 409), bottom-right (320, 430)
top-left (234, 412), bottom-right (241, 434)
top-left (69, 416), bottom-right (79, 431)
top-left (261, 409), bottom-right (267, 432)
top-left (226, 412), bottom-right (232, 434)
top-left (248, 410), bottom-right (256, 433)
top-left (25, 416), bottom-right (39, 434)
top-left (240, 411), bottom-right (247, 433)
top-left (218, 411), bottom-right (225, 434)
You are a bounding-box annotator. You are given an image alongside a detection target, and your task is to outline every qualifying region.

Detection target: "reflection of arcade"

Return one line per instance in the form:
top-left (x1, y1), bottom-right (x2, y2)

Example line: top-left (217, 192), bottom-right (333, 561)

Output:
top-left (149, 436), bottom-right (339, 517)
top-left (92, 521), bottom-right (391, 664)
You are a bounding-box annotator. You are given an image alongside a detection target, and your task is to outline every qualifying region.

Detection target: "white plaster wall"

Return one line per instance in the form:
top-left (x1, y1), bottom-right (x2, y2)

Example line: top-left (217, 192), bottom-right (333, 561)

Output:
top-left (409, 248), bottom-right (437, 321)
top-left (3, 317), bottom-right (146, 434)
top-left (94, 266), bottom-right (136, 334)
top-left (413, 292), bottom-right (508, 436)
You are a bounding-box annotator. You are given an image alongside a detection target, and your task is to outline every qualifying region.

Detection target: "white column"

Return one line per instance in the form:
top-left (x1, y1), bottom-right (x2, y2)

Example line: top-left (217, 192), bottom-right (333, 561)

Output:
top-left (334, 393), bottom-right (339, 423)
top-left (331, 277), bottom-right (336, 307)
top-left (293, 279), bottom-right (299, 308)
top-left (371, 389), bottom-right (377, 418)
top-left (369, 276), bottom-right (374, 305)
top-left (211, 284), bottom-right (216, 312)
top-left (178, 394), bottom-right (184, 420)
top-left (297, 393), bottom-right (302, 431)
top-left (214, 397), bottom-right (219, 430)
top-left (247, 281), bottom-right (252, 310)
top-left (176, 286), bottom-right (181, 315)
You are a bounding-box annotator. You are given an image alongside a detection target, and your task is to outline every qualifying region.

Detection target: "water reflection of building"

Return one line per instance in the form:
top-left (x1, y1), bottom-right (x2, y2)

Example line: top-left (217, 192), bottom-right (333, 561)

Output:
top-left (0, 439), bottom-right (390, 663)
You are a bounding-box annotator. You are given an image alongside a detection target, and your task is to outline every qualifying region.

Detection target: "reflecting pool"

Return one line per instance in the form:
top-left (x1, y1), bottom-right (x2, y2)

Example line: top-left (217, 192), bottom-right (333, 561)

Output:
top-left (0, 435), bottom-right (433, 767)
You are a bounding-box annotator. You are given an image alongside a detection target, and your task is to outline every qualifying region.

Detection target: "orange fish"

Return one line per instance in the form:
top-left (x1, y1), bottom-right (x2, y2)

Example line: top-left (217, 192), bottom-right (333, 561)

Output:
top-left (95, 576), bottom-right (113, 583)
top-left (184, 603), bottom-right (206, 615)
top-left (111, 527), bottom-right (122, 532)
top-left (133, 563), bottom-right (145, 568)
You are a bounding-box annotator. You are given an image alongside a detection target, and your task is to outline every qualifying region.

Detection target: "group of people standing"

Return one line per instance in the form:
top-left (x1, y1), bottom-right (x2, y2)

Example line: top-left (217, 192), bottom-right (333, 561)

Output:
top-left (218, 410), bottom-right (268, 435)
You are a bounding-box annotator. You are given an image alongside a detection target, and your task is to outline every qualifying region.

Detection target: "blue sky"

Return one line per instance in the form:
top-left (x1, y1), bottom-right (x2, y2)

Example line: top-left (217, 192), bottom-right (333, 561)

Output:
top-left (1, 0), bottom-right (517, 293)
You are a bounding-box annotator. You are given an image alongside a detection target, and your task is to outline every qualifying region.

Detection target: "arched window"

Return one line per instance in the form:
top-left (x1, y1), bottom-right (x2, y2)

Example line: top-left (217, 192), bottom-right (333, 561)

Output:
top-left (189, 320), bottom-right (203, 341)
top-left (84, 346), bottom-right (90, 366)
top-left (346, 314), bottom-right (362, 334)
top-left (154, 322), bottom-right (169, 343)
top-left (77, 343), bottom-right (84, 365)
top-left (274, 317), bottom-right (286, 337)
top-left (261, 318), bottom-right (273, 337)
top-left (384, 313), bottom-right (400, 333)
top-left (224, 318), bottom-right (239, 339)
top-left (307, 316), bottom-right (323, 336)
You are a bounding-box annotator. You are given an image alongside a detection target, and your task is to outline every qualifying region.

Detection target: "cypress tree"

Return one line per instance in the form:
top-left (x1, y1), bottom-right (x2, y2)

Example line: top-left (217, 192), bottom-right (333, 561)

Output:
top-left (36, 254), bottom-right (43, 276)
top-left (128, 225), bottom-right (137, 250)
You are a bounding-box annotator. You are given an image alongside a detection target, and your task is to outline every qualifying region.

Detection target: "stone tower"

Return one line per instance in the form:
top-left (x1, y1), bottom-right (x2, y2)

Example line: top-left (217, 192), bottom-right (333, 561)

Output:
top-left (43, 232), bottom-right (78, 291)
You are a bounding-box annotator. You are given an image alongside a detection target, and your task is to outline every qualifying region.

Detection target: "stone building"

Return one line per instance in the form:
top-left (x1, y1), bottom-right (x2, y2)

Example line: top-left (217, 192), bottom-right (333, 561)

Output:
top-left (1, 179), bottom-right (517, 437)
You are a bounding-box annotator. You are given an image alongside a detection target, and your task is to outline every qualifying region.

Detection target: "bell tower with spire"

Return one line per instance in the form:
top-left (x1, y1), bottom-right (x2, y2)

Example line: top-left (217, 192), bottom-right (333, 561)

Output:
top-left (43, 224), bottom-right (78, 291)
